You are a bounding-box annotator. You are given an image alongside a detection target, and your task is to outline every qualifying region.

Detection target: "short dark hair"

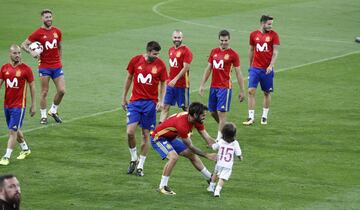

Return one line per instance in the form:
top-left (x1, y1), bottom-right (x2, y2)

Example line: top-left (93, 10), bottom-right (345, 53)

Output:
top-left (260, 15), bottom-right (273, 23)
top-left (41, 9), bottom-right (53, 16)
top-left (146, 41), bottom-right (161, 52)
top-left (222, 122), bottom-right (237, 143)
top-left (0, 174), bottom-right (16, 188)
top-left (218, 30), bottom-right (230, 39)
top-left (188, 102), bottom-right (208, 116)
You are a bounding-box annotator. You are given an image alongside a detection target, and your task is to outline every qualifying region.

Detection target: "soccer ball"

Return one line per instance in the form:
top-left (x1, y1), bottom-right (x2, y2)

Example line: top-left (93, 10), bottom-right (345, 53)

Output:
top-left (29, 42), bottom-right (43, 56)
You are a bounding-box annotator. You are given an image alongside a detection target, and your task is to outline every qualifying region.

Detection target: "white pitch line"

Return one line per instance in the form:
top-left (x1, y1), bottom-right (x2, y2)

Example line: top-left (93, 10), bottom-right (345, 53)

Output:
top-left (1, 50), bottom-right (359, 139)
top-left (152, 0), bottom-right (354, 45)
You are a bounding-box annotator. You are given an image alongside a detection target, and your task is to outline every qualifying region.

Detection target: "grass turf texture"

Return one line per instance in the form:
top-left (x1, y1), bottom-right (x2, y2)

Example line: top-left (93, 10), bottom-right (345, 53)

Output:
top-left (0, 0), bottom-right (359, 209)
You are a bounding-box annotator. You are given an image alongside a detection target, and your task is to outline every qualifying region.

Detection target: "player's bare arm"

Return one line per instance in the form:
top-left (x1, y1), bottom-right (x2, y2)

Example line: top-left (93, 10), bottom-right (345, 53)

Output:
top-left (157, 80), bottom-right (166, 111)
top-left (198, 129), bottom-right (216, 147)
top-left (0, 79), bottom-right (3, 89)
top-left (121, 72), bottom-right (133, 111)
top-left (199, 63), bottom-right (212, 96)
top-left (234, 66), bottom-right (245, 102)
top-left (266, 45), bottom-right (279, 74)
top-left (248, 45), bottom-right (254, 67)
top-left (21, 39), bottom-right (39, 59)
top-left (29, 81), bottom-right (36, 117)
top-left (181, 137), bottom-right (216, 161)
top-left (168, 62), bottom-right (190, 87)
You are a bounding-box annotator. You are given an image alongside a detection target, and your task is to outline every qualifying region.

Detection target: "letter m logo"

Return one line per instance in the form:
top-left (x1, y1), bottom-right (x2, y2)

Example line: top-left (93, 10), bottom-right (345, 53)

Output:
top-left (256, 43), bottom-right (268, 52)
top-left (213, 60), bottom-right (224, 69)
top-left (6, 78), bottom-right (18, 88)
top-left (169, 58), bottom-right (178, 67)
top-left (137, 73), bottom-right (152, 84)
top-left (45, 39), bottom-right (58, 50)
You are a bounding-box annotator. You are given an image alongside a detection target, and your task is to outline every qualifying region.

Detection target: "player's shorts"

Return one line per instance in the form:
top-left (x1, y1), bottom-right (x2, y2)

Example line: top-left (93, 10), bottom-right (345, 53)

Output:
top-left (151, 137), bottom-right (187, 160)
top-left (38, 68), bottom-right (64, 80)
top-left (214, 165), bottom-right (232, 180)
top-left (208, 88), bottom-right (232, 112)
top-left (127, 100), bottom-right (156, 130)
top-left (163, 86), bottom-right (189, 109)
top-left (4, 108), bottom-right (26, 131)
top-left (248, 67), bottom-right (274, 92)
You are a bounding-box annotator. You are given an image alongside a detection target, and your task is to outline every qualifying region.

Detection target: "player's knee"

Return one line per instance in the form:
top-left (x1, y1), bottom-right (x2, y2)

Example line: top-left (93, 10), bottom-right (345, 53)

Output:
top-left (263, 91), bottom-right (270, 96)
top-left (127, 132), bottom-right (135, 141)
top-left (40, 89), bottom-right (49, 98)
top-left (248, 89), bottom-right (256, 95)
top-left (58, 88), bottom-right (65, 96)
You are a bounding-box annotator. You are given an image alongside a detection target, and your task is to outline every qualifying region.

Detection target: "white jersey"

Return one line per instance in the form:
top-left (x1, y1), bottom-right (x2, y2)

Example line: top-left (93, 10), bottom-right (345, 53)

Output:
top-left (212, 139), bottom-right (242, 169)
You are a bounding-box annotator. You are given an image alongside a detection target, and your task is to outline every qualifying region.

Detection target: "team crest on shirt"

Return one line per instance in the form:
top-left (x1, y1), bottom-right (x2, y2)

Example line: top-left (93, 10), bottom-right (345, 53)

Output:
top-left (265, 36), bottom-right (271, 42)
top-left (53, 32), bottom-right (58, 39)
top-left (16, 70), bottom-right (21, 77)
top-left (151, 67), bottom-right (157, 74)
top-left (176, 51), bottom-right (181, 58)
top-left (224, 54), bottom-right (229, 60)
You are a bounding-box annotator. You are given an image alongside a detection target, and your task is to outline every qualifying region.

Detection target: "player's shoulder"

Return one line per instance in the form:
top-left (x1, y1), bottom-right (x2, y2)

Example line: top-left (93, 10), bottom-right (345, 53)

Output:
top-left (52, 26), bottom-right (62, 32)
top-left (181, 45), bottom-right (192, 52)
top-left (0, 63), bottom-right (9, 70)
top-left (250, 30), bottom-right (260, 36)
top-left (270, 30), bottom-right (279, 35)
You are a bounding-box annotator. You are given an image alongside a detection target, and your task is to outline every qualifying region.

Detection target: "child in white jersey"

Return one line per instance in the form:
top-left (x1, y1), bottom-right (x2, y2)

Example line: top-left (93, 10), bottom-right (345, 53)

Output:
top-left (207, 122), bottom-right (243, 197)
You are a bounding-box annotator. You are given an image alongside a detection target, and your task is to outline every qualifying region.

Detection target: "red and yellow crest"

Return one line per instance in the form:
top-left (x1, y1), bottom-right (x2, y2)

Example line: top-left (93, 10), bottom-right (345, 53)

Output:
top-left (265, 36), bottom-right (271, 42)
top-left (53, 32), bottom-right (58, 39)
top-left (224, 54), bottom-right (229, 60)
top-left (16, 70), bottom-right (21, 77)
top-left (151, 67), bottom-right (158, 74)
top-left (176, 51), bottom-right (181, 58)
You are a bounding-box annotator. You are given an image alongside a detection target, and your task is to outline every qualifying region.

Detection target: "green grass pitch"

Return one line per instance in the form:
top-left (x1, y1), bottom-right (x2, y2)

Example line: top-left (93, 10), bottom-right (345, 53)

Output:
top-left (0, 0), bottom-right (359, 209)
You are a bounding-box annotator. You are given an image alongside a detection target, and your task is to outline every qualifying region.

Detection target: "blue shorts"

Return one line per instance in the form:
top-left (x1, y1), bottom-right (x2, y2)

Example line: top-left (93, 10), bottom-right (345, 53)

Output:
top-left (208, 88), bottom-right (232, 112)
top-left (127, 100), bottom-right (156, 130)
top-left (248, 67), bottom-right (274, 92)
top-left (39, 68), bottom-right (64, 80)
top-left (151, 137), bottom-right (187, 159)
top-left (163, 86), bottom-right (190, 109)
top-left (4, 108), bottom-right (26, 131)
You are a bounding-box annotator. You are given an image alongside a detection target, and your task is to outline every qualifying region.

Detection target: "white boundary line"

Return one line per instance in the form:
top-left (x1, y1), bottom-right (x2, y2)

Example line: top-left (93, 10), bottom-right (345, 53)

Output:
top-left (152, 0), bottom-right (354, 45)
top-left (1, 50), bottom-right (359, 139)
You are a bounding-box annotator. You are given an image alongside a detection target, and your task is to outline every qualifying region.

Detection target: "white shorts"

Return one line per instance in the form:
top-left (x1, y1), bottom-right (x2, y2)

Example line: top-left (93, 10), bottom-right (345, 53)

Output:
top-left (215, 165), bottom-right (232, 180)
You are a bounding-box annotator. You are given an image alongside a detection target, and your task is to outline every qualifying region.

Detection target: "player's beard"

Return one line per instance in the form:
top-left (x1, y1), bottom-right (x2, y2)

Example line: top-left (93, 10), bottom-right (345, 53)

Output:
top-left (173, 40), bottom-right (182, 47)
top-left (147, 56), bottom-right (157, 62)
top-left (44, 20), bottom-right (52, 28)
top-left (11, 56), bottom-right (21, 65)
top-left (5, 192), bottom-right (21, 208)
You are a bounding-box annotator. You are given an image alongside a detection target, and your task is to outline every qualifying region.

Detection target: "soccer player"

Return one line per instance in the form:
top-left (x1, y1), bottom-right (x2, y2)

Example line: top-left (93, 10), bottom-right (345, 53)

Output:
top-left (207, 122), bottom-right (243, 197)
top-left (0, 174), bottom-right (21, 210)
top-left (151, 102), bottom-right (217, 195)
top-left (122, 41), bottom-right (167, 177)
top-left (0, 45), bottom-right (35, 166)
top-left (159, 30), bottom-right (193, 123)
top-left (199, 30), bottom-right (245, 141)
top-left (21, 9), bottom-right (64, 124)
top-left (243, 15), bottom-right (280, 125)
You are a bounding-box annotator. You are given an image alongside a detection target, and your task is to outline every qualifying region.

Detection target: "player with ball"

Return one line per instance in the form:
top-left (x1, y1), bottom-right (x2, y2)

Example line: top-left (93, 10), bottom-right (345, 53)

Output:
top-left (21, 9), bottom-right (65, 124)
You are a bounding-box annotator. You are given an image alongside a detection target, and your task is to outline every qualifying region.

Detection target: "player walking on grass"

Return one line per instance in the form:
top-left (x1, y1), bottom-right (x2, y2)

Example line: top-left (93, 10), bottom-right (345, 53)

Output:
top-left (122, 41), bottom-right (167, 177)
top-left (199, 30), bottom-right (245, 141)
top-left (0, 45), bottom-right (35, 166)
top-left (151, 102), bottom-right (217, 195)
top-left (22, 9), bottom-right (65, 125)
top-left (159, 30), bottom-right (193, 123)
top-left (243, 15), bottom-right (280, 125)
